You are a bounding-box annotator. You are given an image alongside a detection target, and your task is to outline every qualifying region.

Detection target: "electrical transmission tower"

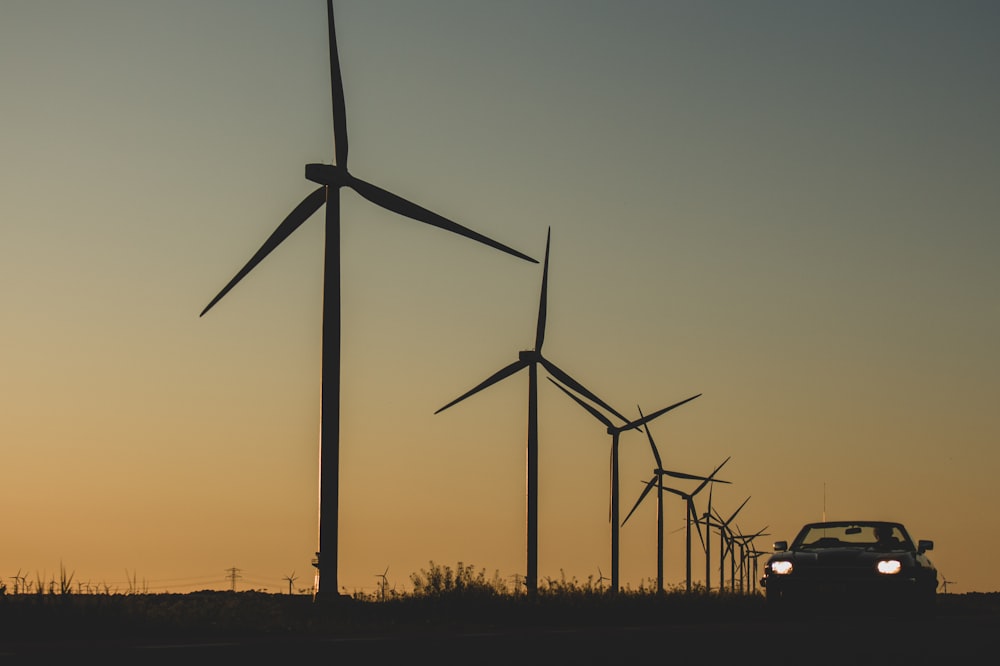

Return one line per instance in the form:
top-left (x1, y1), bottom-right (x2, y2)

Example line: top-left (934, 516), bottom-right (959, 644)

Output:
top-left (225, 566), bottom-right (243, 591)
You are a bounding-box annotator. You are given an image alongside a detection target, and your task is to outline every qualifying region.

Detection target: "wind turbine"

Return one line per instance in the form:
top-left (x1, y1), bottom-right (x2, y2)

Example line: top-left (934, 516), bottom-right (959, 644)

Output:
top-left (710, 496), bottom-right (750, 592)
top-left (744, 527), bottom-right (770, 593)
top-left (10, 570), bottom-right (27, 595)
top-left (730, 524), bottom-right (768, 593)
top-left (623, 455), bottom-right (731, 593)
top-left (547, 379), bottom-right (701, 594)
top-left (701, 483), bottom-right (714, 591)
top-left (618, 408), bottom-right (725, 593)
top-left (435, 227), bottom-right (621, 597)
top-left (199, 1), bottom-right (536, 601)
top-left (375, 566), bottom-right (389, 601)
top-left (685, 458), bottom-right (731, 592)
top-left (283, 571), bottom-right (298, 595)
top-left (596, 566), bottom-right (610, 592)
top-left (745, 539), bottom-right (770, 594)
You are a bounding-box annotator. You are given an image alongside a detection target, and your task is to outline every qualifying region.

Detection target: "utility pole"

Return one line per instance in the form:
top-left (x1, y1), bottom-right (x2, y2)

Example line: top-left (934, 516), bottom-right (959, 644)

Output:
top-left (226, 566), bottom-right (242, 591)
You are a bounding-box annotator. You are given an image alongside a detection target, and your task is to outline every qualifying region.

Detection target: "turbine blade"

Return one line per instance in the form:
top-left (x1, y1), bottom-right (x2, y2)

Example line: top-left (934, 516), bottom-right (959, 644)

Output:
top-left (713, 456), bottom-right (732, 474)
top-left (725, 496), bottom-right (751, 525)
top-left (638, 405), bottom-right (663, 468)
top-left (691, 501), bottom-right (707, 551)
top-left (622, 477), bottom-right (657, 526)
top-left (660, 469), bottom-right (722, 482)
top-left (434, 359), bottom-right (528, 414)
top-left (660, 484), bottom-right (687, 499)
top-left (546, 376), bottom-right (613, 429)
top-left (534, 227), bottom-right (551, 351)
top-left (327, 0), bottom-right (348, 166)
top-left (541, 360), bottom-right (629, 424)
top-left (692, 477), bottom-right (731, 495)
top-left (691, 456), bottom-right (732, 496)
top-left (621, 393), bottom-right (701, 433)
top-left (200, 187), bottom-right (326, 317)
top-left (348, 176), bottom-right (537, 263)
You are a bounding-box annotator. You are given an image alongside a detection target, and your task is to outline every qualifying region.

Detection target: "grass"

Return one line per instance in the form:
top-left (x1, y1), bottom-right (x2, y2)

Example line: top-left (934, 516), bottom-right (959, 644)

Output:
top-left (0, 561), bottom-right (993, 645)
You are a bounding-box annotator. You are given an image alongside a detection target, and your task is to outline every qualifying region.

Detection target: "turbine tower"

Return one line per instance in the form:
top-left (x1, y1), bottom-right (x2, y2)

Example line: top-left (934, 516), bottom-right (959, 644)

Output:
top-left (548, 379), bottom-right (701, 593)
top-left (710, 496), bottom-right (750, 592)
top-left (435, 227), bottom-right (622, 597)
top-left (622, 452), bottom-right (730, 593)
top-left (201, 1), bottom-right (535, 601)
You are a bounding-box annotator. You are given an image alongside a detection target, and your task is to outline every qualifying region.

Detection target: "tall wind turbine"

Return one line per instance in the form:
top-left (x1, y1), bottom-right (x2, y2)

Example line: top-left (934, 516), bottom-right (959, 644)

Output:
top-left (200, 1), bottom-right (536, 601)
top-left (623, 454), bottom-right (730, 592)
top-left (435, 227), bottom-right (621, 597)
top-left (547, 379), bottom-right (701, 593)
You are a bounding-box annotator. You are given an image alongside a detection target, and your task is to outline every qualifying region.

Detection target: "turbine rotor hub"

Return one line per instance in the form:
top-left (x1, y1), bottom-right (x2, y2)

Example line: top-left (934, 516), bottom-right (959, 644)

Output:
top-left (305, 163), bottom-right (349, 187)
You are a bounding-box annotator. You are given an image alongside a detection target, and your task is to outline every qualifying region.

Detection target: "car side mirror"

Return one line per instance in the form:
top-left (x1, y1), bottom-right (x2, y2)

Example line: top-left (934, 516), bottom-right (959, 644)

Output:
top-left (918, 539), bottom-right (934, 553)
top-left (773, 540), bottom-right (788, 552)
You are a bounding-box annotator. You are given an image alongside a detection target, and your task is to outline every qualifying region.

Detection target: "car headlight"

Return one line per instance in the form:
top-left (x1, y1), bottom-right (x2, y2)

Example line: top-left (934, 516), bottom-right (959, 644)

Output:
top-left (770, 561), bottom-right (793, 575)
top-left (876, 559), bottom-right (902, 575)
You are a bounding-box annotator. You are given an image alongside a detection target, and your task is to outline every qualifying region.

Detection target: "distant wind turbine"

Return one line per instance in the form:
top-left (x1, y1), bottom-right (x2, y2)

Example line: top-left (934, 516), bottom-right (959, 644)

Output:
top-left (283, 571), bottom-right (298, 595)
top-left (547, 380), bottom-right (701, 594)
top-left (618, 407), bottom-right (724, 593)
top-left (375, 566), bottom-right (389, 601)
top-left (701, 483), bottom-right (716, 591)
top-left (596, 566), bottom-right (610, 592)
top-left (623, 454), bottom-right (731, 593)
top-left (200, 0), bottom-right (536, 601)
top-left (729, 524), bottom-right (768, 593)
top-left (709, 496), bottom-right (750, 592)
top-left (10, 570), bottom-right (27, 595)
top-left (435, 227), bottom-right (620, 597)
top-left (744, 538), bottom-right (769, 594)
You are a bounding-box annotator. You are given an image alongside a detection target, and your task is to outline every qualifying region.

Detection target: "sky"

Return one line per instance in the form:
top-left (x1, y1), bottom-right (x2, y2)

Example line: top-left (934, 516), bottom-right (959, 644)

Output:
top-left (2, 0), bottom-right (998, 596)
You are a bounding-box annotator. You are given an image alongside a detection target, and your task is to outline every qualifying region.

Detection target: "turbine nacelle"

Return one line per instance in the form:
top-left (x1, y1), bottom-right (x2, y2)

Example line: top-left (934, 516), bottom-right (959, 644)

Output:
top-left (305, 162), bottom-right (350, 187)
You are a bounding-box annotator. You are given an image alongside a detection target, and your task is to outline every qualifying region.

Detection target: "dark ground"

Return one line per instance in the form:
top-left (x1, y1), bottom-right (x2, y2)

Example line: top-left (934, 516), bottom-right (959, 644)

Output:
top-left (1, 592), bottom-right (997, 664)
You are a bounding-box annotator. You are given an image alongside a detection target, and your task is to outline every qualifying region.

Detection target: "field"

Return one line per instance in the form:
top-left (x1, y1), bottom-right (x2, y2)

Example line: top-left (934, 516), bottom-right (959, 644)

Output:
top-left (1, 586), bottom-right (998, 663)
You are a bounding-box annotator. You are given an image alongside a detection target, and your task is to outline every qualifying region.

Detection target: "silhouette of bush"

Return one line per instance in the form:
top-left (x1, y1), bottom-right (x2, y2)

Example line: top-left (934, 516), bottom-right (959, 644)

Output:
top-left (409, 561), bottom-right (507, 599)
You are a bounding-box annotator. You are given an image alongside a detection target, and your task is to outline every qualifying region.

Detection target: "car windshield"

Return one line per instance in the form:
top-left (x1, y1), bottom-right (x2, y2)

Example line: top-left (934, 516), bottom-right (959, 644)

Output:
top-left (792, 522), bottom-right (914, 550)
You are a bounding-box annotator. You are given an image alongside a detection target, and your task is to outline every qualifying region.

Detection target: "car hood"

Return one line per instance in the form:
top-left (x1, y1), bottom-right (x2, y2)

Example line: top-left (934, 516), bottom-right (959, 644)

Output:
top-left (778, 547), bottom-right (913, 565)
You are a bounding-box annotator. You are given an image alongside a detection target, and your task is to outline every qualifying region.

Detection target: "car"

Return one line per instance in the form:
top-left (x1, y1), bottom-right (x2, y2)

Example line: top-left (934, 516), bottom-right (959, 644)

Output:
top-left (760, 520), bottom-right (938, 613)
